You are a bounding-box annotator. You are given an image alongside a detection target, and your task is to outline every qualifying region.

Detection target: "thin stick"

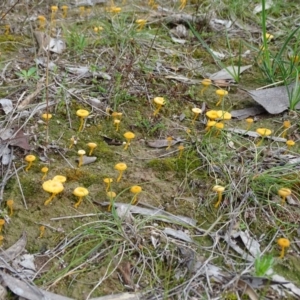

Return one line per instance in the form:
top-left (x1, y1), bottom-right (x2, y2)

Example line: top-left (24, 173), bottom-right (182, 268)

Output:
top-left (256, 80), bottom-right (284, 90)
top-left (50, 213), bottom-right (100, 220)
top-left (12, 162), bottom-right (28, 209)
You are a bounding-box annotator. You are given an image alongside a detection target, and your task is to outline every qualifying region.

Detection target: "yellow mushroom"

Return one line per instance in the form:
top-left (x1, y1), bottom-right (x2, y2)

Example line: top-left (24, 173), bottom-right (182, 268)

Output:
top-left (73, 187), bottom-right (89, 208)
top-left (43, 180), bottom-right (64, 206)
top-left (166, 136), bottom-right (173, 150)
top-left (115, 163), bottom-right (127, 182)
top-left (103, 178), bottom-right (113, 192)
top-left (0, 219), bottom-right (5, 233)
top-left (114, 119), bottom-right (121, 132)
top-left (136, 19), bottom-right (146, 30)
top-left (0, 236), bottom-right (4, 246)
top-left (215, 89), bottom-right (228, 106)
top-left (178, 144), bottom-right (184, 159)
top-left (61, 5), bottom-right (68, 18)
top-left (107, 191), bottom-right (116, 211)
top-left (123, 132), bottom-right (135, 150)
top-left (191, 107), bottom-right (202, 124)
top-left (200, 79), bottom-right (212, 95)
top-left (41, 167), bottom-right (49, 181)
top-left (37, 15), bottom-right (46, 30)
top-left (278, 188), bottom-right (291, 205)
top-left (256, 128), bottom-right (272, 146)
top-left (87, 142), bottom-right (97, 155)
top-left (206, 110), bottom-right (219, 121)
top-left (153, 97), bottom-right (165, 116)
top-left (277, 238), bottom-right (290, 258)
top-left (286, 140), bottom-right (295, 152)
top-left (130, 185), bottom-right (142, 205)
top-left (213, 185), bottom-right (225, 208)
top-left (76, 109), bottom-right (89, 132)
top-left (7, 199), bottom-right (14, 216)
top-left (52, 175), bottom-right (67, 183)
top-left (78, 150), bottom-right (86, 167)
top-left (39, 225), bottom-right (45, 238)
top-left (246, 118), bottom-right (254, 130)
top-left (282, 120), bottom-right (291, 138)
top-left (25, 154), bottom-right (36, 172)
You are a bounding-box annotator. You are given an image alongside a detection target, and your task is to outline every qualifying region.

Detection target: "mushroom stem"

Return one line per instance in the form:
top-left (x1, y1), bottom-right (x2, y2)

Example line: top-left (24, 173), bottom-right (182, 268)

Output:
top-left (153, 105), bottom-right (162, 116)
top-left (216, 96), bottom-right (223, 107)
top-left (214, 192), bottom-right (223, 208)
top-left (78, 117), bottom-right (84, 132)
top-left (74, 196), bottom-right (83, 208)
top-left (44, 193), bottom-right (56, 206)
top-left (132, 194), bottom-right (139, 205)
top-left (7, 200), bottom-right (13, 216)
top-left (116, 171), bottom-right (124, 182)
top-left (39, 226), bottom-right (45, 238)
top-left (25, 161), bottom-right (33, 172)
top-left (279, 247), bottom-right (285, 259)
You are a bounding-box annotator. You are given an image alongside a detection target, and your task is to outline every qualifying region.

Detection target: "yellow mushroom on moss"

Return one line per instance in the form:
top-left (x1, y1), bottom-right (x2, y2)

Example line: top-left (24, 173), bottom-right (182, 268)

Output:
top-left (123, 132), bottom-right (135, 150)
top-left (7, 199), bottom-right (14, 216)
top-left (256, 128), bottom-right (272, 146)
top-left (215, 89), bottom-right (228, 106)
top-left (41, 167), bottom-right (49, 181)
top-left (277, 238), bottom-right (290, 258)
top-left (37, 15), bottom-right (46, 30)
top-left (61, 5), bottom-right (68, 18)
top-left (78, 150), bottom-right (86, 167)
top-left (87, 142), bottom-right (97, 155)
top-left (0, 219), bottom-right (5, 233)
top-left (200, 79), bottom-right (212, 96)
top-left (25, 155), bottom-right (36, 172)
top-left (107, 191), bottom-right (116, 212)
top-left (73, 187), bottom-right (89, 208)
top-left (103, 178), bottom-right (113, 192)
top-left (153, 97), bottom-right (165, 116)
top-left (43, 180), bottom-right (64, 206)
top-left (115, 163), bottom-right (127, 182)
top-left (130, 185), bottom-right (142, 205)
top-left (76, 109), bottom-right (89, 132)
top-left (136, 19), bottom-right (146, 30)
top-left (52, 175), bottom-right (67, 184)
top-left (191, 107), bottom-right (202, 124)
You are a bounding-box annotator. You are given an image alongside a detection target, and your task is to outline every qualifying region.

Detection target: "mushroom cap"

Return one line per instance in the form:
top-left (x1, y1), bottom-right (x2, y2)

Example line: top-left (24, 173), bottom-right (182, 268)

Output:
top-left (25, 155), bottom-right (36, 163)
top-left (0, 219), bottom-right (5, 226)
top-left (278, 188), bottom-right (292, 197)
top-left (178, 144), bottom-right (184, 150)
top-left (51, 5), bottom-right (58, 11)
top-left (130, 185), bottom-right (142, 194)
top-left (115, 162), bottom-right (127, 171)
top-left (103, 178), bottom-right (113, 184)
top-left (153, 97), bottom-right (165, 106)
top-left (192, 108), bottom-right (202, 114)
top-left (114, 119), bottom-right (121, 124)
top-left (216, 89), bottom-right (228, 97)
top-left (37, 15), bottom-right (46, 21)
top-left (201, 79), bottom-right (212, 86)
top-left (206, 110), bottom-right (219, 120)
top-left (61, 5), bottom-right (68, 9)
top-left (283, 120), bottom-right (291, 128)
top-left (107, 191), bottom-right (116, 198)
top-left (43, 180), bottom-right (64, 195)
top-left (286, 140), bottom-right (295, 146)
top-left (0, 236), bottom-right (4, 242)
top-left (136, 19), bottom-right (146, 24)
top-left (41, 167), bottom-right (49, 173)
top-left (78, 150), bottom-right (86, 156)
top-left (52, 175), bottom-right (67, 183)
top-left (265, 33), bottom-right (274, 40)
top-left (88, 142), bottom-right (97, 149)
top-left (206, 120), bottom-right (216, 127)
top-left (246, 118), bottom-right (254, 124)
top-left (215, 122), bottom-right (224, 130)
top-left (217, 110), bottom-right (231, 120)
top-left (213, 185), bottom-right (225, 193)
top-left (277, 238), bottom-right (290, 248)
top-left (6, 199), bottom-right (14, 206)
top-left (256, 128), bottom-right (272, 137)
top-left (73, 187), bottom-right (89, 197)
top-left (42, 113), bottom-right (52, 120)
top-left (124, 132), bottom-right (135, 140)
top-left (76, 109), bottom-right (89, 118)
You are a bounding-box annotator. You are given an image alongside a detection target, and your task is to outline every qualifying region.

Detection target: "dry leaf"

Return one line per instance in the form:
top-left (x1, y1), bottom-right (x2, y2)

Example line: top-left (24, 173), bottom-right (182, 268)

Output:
top-left (147, 137), bottom-right (184, 148)
top-left (247, 83), bottom-right (299, 114)
top-left (209, 65), bottom-right (252, 81)
top-left (230, 106), bottom-right (266, 119)
top-left (0, 99), bottom-right (13, 114)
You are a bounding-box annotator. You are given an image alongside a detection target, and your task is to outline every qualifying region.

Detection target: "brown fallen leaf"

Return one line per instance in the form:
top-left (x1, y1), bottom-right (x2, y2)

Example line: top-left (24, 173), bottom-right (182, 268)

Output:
top-left (102, 135), bottom-right (123, 146)
top-left (117, 261), bottom-right (133, 286)
top-left (146, 137), bottom-right (184, 148)
top-left (8, 127), bottom-right (31, 150)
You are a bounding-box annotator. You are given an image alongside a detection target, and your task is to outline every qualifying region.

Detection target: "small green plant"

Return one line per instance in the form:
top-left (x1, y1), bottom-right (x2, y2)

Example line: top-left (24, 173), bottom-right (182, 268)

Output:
top-left (253, 254), bottom-right (274, 277)
top-left (65, 30), bottom-right (88, 53)
top-left (188, 22), bottom-right (242, 83)
top-left (257, 0), bottom-right (300, 84)
top-left (15, 66), bottom-right (39, 82)
top-left (286, 70), bottom-right (300, 110)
